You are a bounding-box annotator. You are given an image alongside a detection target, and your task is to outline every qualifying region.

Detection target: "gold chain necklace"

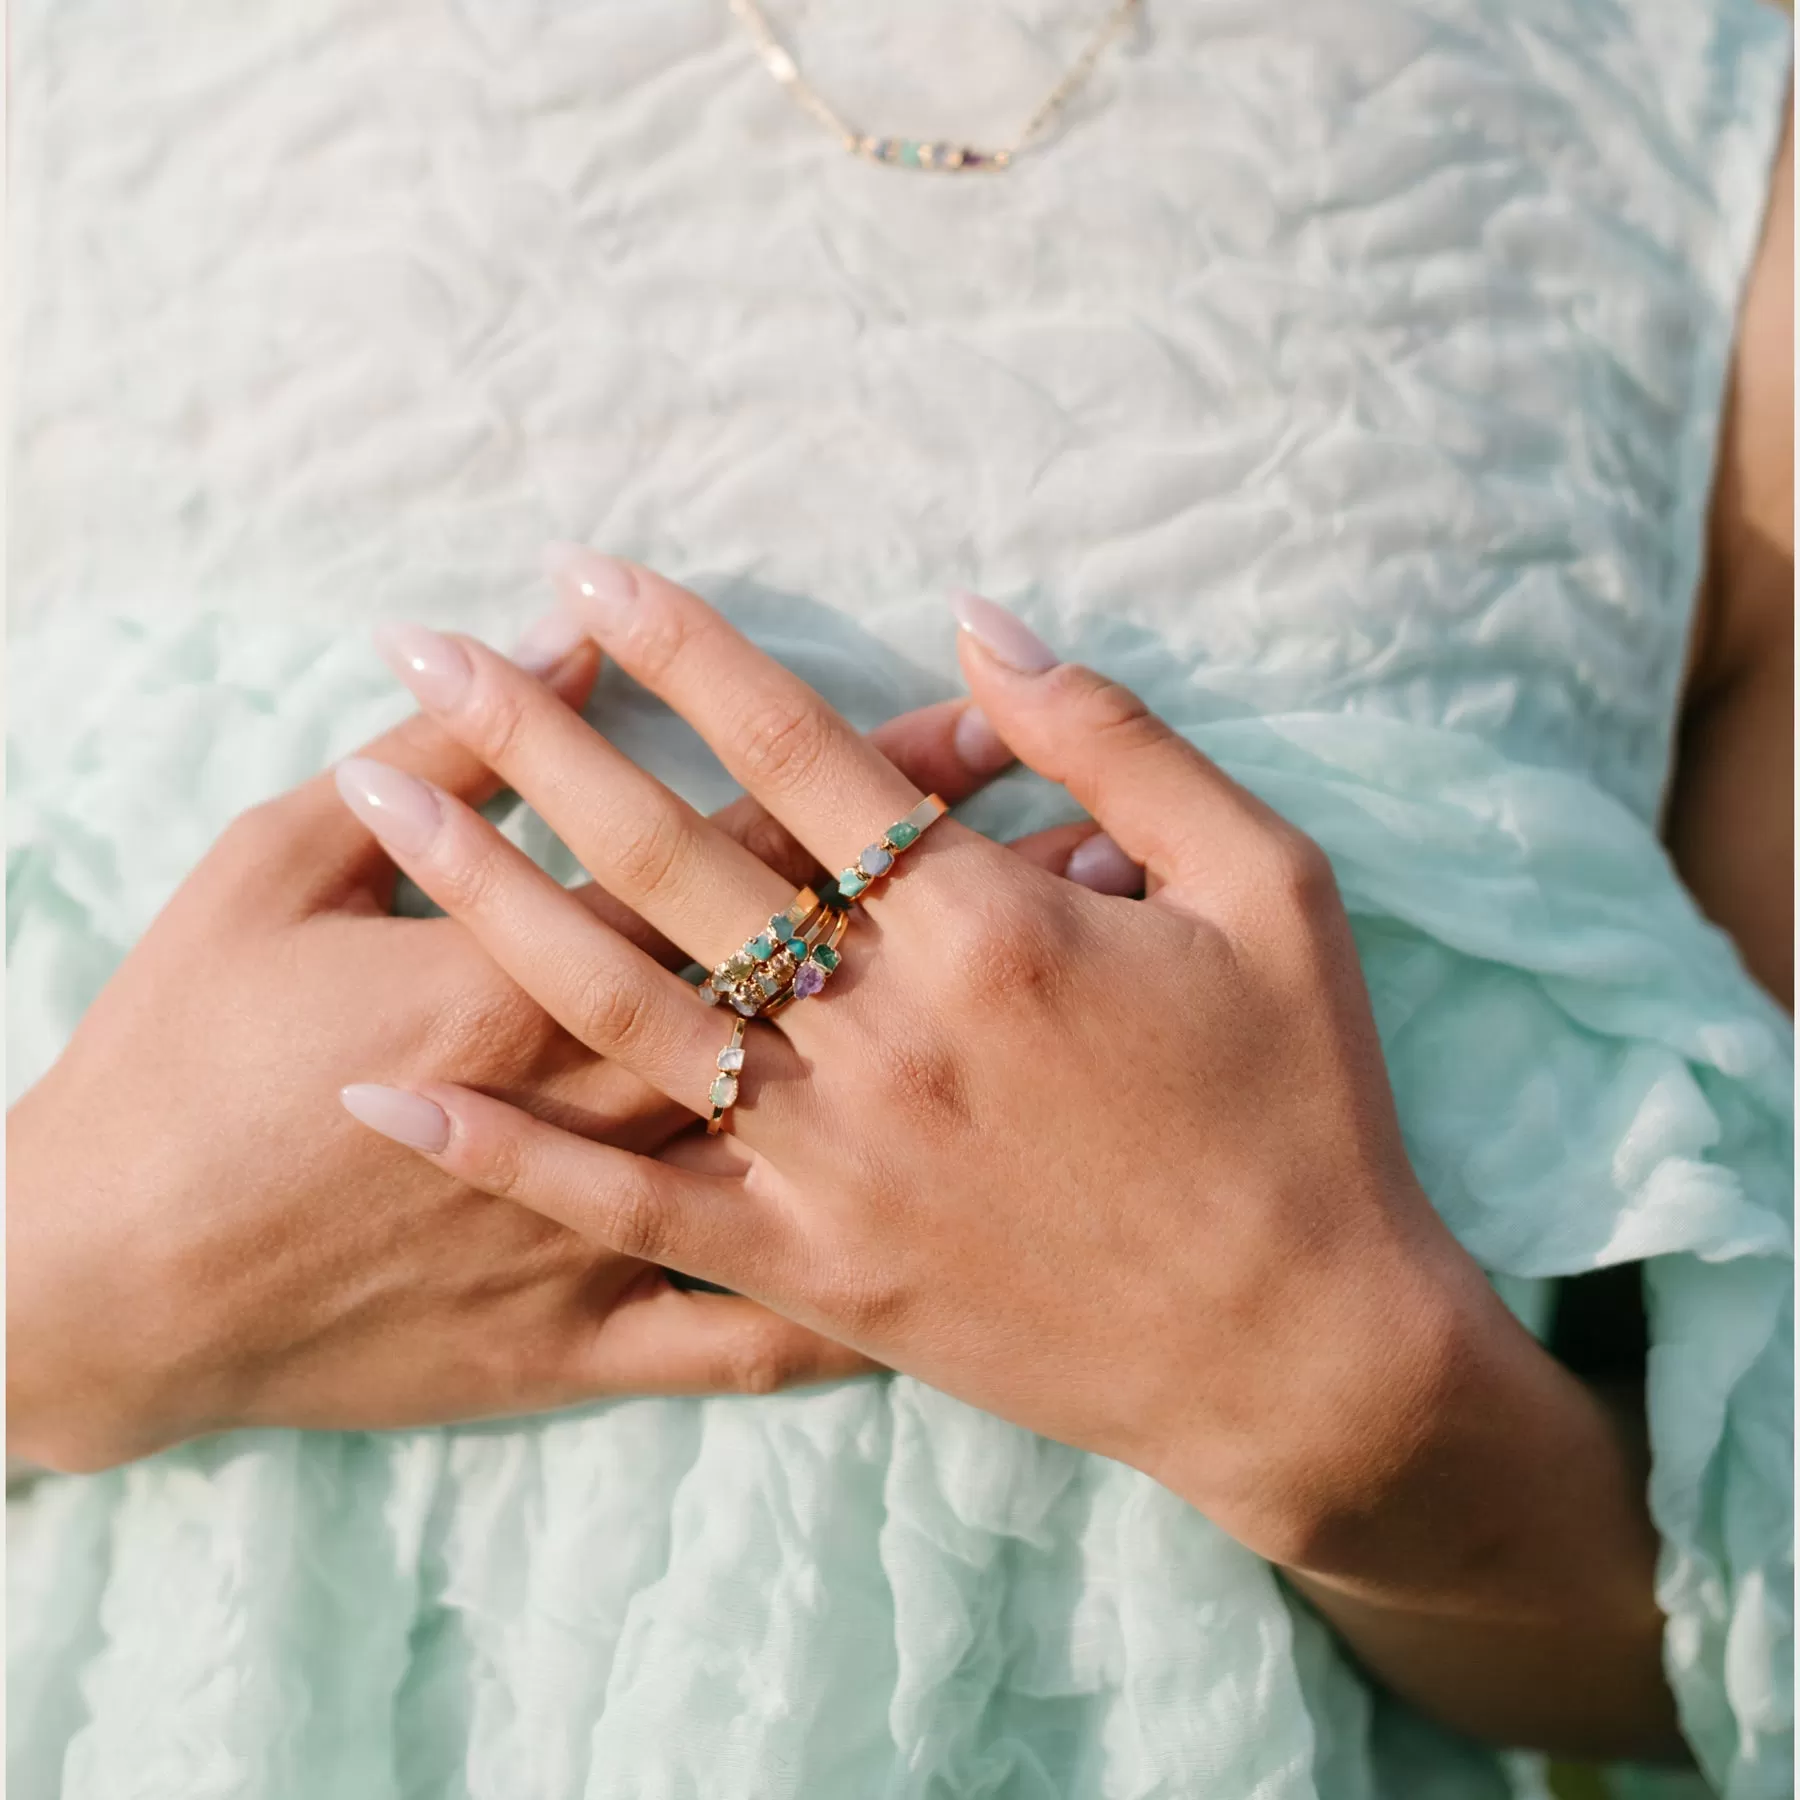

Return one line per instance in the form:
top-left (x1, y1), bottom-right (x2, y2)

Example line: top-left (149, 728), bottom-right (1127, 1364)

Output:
top-left (727, 0), bottom-right (1142, 173)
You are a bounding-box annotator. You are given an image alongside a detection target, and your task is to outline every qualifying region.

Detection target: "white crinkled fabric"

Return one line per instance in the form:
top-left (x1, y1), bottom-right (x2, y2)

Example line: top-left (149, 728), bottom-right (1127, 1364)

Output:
top-left (8, 1), bottom-right (1792, 1796)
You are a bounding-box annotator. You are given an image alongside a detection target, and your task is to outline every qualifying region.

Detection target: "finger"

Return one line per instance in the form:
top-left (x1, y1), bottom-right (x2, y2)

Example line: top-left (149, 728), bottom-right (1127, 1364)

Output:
top-left (373, 621), bottom-right (796, 964)
top-left (341, 1079), bottom-right (796, 1297)
top-left (950, 589), bottom-right (1287, 895)
top-left (584, 1278), bottom-right (876, 1396)
top-left (565, 695), bottom-right (1019, 968)
top-left (244, 618), bottom-right (601, 914)
top-left (546, 547), bottom-right (933, 877)
top-left (333, 762), bottom-right (807, 1125)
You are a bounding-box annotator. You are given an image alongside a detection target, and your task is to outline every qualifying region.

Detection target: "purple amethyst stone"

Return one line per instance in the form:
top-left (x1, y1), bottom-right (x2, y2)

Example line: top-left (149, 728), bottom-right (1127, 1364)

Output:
top-left (792, 961), bottom-right (828, 999)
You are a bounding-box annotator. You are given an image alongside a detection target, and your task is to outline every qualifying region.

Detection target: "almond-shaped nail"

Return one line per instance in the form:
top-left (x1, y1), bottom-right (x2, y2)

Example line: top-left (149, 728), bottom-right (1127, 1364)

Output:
top-left (543, 541), bottom-right (638, 631)
top-left (334, 757), bottom-right (444, 856)
top-left (511, 607), bottom-right (590, 676)
top-left (1063, 832), bottom-right (1143, 896)
top-left (375, 622), bottom-right (473, 709)
top-left (952, 704), bottom-right (1014, 775)
top-left (341, 1084), bottom-right (450, 1153)
top-left (949, 590), bottom-right (1059, 674)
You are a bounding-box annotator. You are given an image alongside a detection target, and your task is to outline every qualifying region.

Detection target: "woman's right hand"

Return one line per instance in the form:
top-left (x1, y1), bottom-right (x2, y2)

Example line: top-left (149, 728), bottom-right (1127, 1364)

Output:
top-left (7, 619), bottom-right (1130, 1474)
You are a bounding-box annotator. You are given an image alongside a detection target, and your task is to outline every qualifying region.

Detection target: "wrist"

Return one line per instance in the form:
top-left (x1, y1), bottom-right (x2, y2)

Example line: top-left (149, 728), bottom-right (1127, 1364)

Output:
top-left (1272, 1249), bottom-right (1661, 1627)
top-left (6, 1087), bottom-right (215, 1473)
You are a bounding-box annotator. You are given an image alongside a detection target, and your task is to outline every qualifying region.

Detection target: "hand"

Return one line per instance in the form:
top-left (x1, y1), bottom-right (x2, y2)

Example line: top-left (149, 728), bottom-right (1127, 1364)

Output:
top-left (330, 557), bottom-right (1499, 1563)
top-left (337, 554), bottom-right (1680, 1757)
top-left (7, 612), bottom-right (1106, 1474)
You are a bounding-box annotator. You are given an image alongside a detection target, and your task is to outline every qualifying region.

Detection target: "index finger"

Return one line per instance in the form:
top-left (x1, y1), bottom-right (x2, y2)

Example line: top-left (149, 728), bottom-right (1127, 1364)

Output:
top-left (547, 547), bottom-right (937, 880)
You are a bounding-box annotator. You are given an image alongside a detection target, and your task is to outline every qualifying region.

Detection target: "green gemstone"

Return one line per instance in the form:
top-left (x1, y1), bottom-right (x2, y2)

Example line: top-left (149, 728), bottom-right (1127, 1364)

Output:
top-left (838, 868), bottom-right (870, 898)
top-left (886, 820), bottom-right (921, 849)
top-left (748, 934), bottom-right (775, 962)
top-left (900, 141), bottom-right (921, 168)
top-left (810, 943), bottom-right (841, 972)
top-left (726, 953), bottom-right (754, 979)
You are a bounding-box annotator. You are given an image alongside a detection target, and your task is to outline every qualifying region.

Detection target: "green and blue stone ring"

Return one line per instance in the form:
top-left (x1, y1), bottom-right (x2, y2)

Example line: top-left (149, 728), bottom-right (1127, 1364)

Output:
top-left (701, 886), bottom-right (823, 1018)
top-left (706, 1015), bottom-right (749, 1135)
top-left (764, 908), bottom-right (850, 1009)
top-left (830, 794), bottom-right (949, 905)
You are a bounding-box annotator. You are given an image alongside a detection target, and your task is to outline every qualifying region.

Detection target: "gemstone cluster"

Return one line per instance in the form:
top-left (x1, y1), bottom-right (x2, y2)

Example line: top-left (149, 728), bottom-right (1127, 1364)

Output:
top-left (858, 138), bottom-right (1010, 173)
top-left (703, 909), bottom-right (811, 1015)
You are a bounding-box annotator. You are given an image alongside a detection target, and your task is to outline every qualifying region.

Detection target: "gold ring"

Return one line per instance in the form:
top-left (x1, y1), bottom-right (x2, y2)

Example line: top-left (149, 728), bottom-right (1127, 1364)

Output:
top-left (707, 1016), bottom-right (748, 1134)
top-left (828, 795), bottom-right (948, 903)
top-left (702, 887), bottom-right (823, 1017)
top-left (763, 905), bottom-right (850, 1010)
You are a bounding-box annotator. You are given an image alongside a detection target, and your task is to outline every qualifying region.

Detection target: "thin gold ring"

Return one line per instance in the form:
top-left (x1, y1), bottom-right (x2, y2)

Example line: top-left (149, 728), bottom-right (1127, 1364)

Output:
top-left (707, 1016), bottom-right (748, 1134)
top-left (828, 795), bottom-right (948, 904)
top-left (702, 886), bottom-right (822, 1017)
top-left (762, 906), bottom-right (850, 1012)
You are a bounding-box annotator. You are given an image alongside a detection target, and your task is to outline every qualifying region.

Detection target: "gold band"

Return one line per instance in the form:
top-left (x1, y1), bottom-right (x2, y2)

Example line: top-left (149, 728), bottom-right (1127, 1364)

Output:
top-left (702, 886), bottom-right (824, 1018)
top-left (828, 794), bottom-right (948, 904)
top-left (707, 1016), bottom-right (748, 1134)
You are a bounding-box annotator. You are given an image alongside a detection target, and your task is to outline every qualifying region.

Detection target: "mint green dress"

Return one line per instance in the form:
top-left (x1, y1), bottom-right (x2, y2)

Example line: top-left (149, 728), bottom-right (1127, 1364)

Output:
top-left (8, 1), bottom-right (1791, 1795)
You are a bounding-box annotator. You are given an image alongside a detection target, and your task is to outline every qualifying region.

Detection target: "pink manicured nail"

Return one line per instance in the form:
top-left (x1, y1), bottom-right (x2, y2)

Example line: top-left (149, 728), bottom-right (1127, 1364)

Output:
top-left (341, 1084), bottom-right (450, 1154)
top-left (949, 590), bottom-right (1059, 674)
top-left (1064, 832), bottom-right (1143, 896)
top-left (334, 757), bottom-right (444, 856)
top-left (511, 607), bottom-right (590, 676)
top-left (543, 541), bottom-right (638, 630)
top-left (374, 622), bottom-right (473, 709)
top-left (952, 704), bottom-right (1014, 775)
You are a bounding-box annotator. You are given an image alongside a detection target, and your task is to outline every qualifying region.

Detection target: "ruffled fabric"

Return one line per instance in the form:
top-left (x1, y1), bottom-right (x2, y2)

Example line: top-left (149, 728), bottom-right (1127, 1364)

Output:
top-left (8, 612), bottom-right (1790, 1800)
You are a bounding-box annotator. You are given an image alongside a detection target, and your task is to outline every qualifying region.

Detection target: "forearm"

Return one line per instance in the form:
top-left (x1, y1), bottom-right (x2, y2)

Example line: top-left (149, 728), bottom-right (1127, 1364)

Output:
top-left (1275, 1271), bottom-right (1680, 1759)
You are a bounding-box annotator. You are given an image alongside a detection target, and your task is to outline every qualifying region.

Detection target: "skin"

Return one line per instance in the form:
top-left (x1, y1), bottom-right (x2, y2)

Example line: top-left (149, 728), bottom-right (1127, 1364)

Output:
top-left (6, 110), bottom-right (1786, 1770)
top-left (6, 628), bottom-right (1130, 1472)
top-left (326, 557), bottom-right (1681, 1760)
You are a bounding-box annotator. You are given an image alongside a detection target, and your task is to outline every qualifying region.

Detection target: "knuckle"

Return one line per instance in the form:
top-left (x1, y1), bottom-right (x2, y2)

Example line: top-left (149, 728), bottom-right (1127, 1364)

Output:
top-left (616, 599), bottom-right (695, 689)
top-left (823, 1259), bottom-right (908, 1341)
top-left (723, 1323), bottom-right (806, 1396)
top-left (1066, 672), bottom-right (1155, 748)
top-left (1265, 830), bottom-right (1338, 913)
top-left (734, 808), bottom-right (810, 885)
top-left (568, 963), bottom-right (658, 1058)
top-left (458, 1106), bottom-right (528, 1201)
top-left (464, 670), bottom-right (534, 770)
top-left (608, 806), bottom-right (694, 901)
top-left (425, 825), bottom-right (509, 916)
top-left (938, 893), bottom-right (1062, 1009)
top-left (603, 1172), bottom-right (673, 1263)
top-left (732, 696), bottom-right (835, 795)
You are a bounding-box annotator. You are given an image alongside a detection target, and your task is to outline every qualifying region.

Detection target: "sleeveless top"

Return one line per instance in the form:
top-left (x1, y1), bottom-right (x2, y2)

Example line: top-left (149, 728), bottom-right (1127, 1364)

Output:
top-left (8, 3), bottom-right (1792, 1796)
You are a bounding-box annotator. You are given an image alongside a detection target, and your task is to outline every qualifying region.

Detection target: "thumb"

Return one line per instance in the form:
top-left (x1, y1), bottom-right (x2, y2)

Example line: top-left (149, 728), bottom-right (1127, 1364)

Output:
top-left (256, 611), bottom-right (602, 912)
top-left (949, 590), bottom-right (1277, 894)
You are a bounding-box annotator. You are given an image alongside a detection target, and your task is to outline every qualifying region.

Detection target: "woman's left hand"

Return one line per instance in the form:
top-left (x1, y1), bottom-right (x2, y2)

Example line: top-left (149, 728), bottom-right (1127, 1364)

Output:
top-left (341, 552), bottom-right (1675, 1755)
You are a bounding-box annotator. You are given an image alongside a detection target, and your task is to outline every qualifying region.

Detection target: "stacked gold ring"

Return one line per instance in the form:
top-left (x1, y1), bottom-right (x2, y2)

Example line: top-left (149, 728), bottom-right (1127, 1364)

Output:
top-left (700, 886), bottom-right (834, 1017)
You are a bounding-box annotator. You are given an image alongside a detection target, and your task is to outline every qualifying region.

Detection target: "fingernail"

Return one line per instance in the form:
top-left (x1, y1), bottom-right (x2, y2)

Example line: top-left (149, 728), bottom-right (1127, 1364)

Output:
top-left (949, 590), bottom-right (1059, 674)
top-left (374, 622), bottom-right (473, 709)
top-left (511, 607), bottom-right (590, 676)
top-left (1063, 832), bottom-right (1143, 896)
top-left (334, 757), bottom-right (444, 856)
top-left (543, 541), bottom-right (638, 630)
top-left (952, 703), bottom-right (1014, 775)
top-left (340, 1084), bottom-right (450, 1154)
